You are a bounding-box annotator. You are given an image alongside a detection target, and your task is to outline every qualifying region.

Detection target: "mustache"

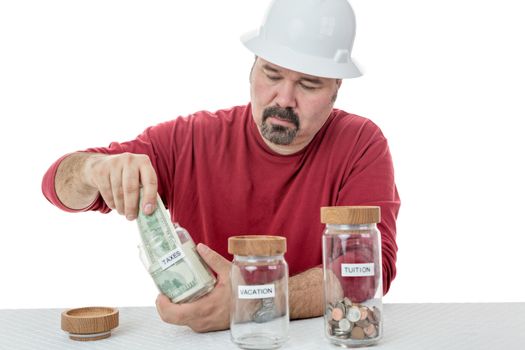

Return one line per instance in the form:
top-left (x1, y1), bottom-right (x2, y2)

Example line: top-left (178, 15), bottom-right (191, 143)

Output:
top-left (262, 106), bottom-right (300, 129)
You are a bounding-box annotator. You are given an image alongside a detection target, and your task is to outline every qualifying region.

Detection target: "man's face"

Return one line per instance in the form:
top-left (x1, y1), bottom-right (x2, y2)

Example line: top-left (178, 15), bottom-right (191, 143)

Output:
top-left (250, 58), bottom-right (341, 154)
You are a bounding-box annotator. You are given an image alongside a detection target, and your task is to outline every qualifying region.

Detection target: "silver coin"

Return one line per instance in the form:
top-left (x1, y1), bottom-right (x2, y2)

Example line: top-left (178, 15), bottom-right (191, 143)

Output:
top-left (261, 298), bottom-right (274, 308)
top-left (335, 301), bottom-right (347, 316)
top-left (328, 320), bottom-right (339, 327)
top-left (325, 308), bottom-right (333, 320)
top-left (253, 298), bottom-right (275, 323)
top-left (346, 306), bottom-right (361, 322)
top-left (334, 329), bottom-right (349, 336)
top-left (334, 333), bottom-right (350, 339)
top-left (338, 318), bottom-right (352, 332)
top-left (343, 297), bottom-right (352, 307)
top-left (253, 308), bottom-right (274, 323)
top-left (325, 303), bottom-right (334, 318)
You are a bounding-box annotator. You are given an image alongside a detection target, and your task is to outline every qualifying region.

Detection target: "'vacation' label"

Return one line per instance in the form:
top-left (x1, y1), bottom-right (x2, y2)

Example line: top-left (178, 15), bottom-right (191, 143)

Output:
top-left (341, 263), bottom-right (375, 277)
top-left (238, 284), bottom-right (276, 299)
top-left (158, 247), bottom-right (185, 270)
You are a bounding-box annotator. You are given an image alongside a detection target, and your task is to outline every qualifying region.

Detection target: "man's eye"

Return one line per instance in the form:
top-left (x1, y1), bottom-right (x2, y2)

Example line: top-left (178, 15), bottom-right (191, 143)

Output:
top-left (300, 83), bottom-right (317, 90)
top-left (267, 75), bottom-right (281, 81)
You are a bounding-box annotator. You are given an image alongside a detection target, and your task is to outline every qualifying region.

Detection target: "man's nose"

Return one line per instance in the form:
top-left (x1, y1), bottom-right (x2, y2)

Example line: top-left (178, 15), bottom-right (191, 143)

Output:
top-left (274, 81), bottom-right (297, 109)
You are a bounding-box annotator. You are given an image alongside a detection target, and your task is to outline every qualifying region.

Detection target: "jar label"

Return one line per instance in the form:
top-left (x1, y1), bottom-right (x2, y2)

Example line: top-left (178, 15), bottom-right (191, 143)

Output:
top-left (158, 247), bottom-right (185, 270)
top-left (238, 284), bottom-right (276, 299)
top-left (341, 263), bottom-right (375, 277)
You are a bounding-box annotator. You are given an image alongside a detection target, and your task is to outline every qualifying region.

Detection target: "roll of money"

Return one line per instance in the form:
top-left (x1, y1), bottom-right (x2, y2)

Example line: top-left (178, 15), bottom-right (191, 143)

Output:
top-left (137, 192), bottom-right (216, 303)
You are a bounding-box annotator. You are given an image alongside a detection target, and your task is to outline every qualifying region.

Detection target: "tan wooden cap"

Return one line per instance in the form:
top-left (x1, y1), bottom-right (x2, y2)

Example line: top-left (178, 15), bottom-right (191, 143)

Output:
top-left (228, 235), bottom-right (287, 256)
top-left (321, 206), bottom-right (381, 225)
top-left (61, 306), bottom-right (119, 341)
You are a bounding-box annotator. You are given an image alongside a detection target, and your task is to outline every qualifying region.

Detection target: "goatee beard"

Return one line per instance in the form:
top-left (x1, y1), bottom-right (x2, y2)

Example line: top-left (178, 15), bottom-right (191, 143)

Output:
top-left (260, 106), bottom-right (300, 146)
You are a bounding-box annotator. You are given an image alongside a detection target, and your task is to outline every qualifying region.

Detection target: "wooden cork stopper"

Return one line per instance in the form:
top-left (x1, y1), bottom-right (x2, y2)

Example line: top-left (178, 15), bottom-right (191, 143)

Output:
top-left (61, 307), bottom-right (119, 341)
top-left (228, 235), bottom-right (287, 256)
top-left (321, 206), bottom-right (381, 225)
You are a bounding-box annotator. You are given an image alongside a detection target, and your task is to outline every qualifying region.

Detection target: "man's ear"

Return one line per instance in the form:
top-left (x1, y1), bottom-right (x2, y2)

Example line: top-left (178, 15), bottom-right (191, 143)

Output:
top-left (331, 79), bottom-right (342, 103)
top-left (249, 56), bottom-right (258, 83)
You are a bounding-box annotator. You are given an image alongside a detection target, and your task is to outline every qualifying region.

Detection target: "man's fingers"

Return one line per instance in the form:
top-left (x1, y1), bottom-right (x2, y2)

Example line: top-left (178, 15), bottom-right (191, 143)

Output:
top-left (96, 177), bottom-right (115, 210)
top-left (110, 167), bottom-right (124, 215)
top-left (156, 294), bottom-right (181, 324)
top-left (139, 159), bottom-right (157, 215)
top-left (122, 166), bottom-right (140, 220)
top-left (197, 243), bottom-right (231, 276)
top-left (156, 292), bottom-right (225, 332)
top-left (156, 294), bottom-right (193, 325)
top-left (84, 153), bottom-right (157, 216)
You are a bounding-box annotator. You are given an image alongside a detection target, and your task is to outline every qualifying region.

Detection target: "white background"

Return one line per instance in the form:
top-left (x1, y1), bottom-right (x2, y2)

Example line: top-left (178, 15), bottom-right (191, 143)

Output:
top-left (1, 0), bottom-right (524, 309)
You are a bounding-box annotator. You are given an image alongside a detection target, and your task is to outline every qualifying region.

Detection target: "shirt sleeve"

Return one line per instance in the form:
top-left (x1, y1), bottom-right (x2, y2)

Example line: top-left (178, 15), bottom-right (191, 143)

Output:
top-left (336, 121), bottom-right (401, 295)
top-left (41, 119), bottom-right (182, 213)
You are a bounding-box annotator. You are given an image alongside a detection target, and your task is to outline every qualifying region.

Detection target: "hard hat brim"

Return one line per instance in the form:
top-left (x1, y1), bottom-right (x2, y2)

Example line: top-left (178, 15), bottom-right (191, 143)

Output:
top-left (241, 29), bottom-right (362, 79)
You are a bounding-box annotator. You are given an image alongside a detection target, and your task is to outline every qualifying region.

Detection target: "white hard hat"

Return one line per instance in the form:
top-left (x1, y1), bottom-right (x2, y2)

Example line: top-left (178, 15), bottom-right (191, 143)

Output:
top-left (241, 0), bottom-right (362, 79)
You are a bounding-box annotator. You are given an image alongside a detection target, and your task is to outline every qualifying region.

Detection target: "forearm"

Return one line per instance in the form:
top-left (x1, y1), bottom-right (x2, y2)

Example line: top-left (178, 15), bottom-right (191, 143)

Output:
top-left (289, 267), bottom-right (324, 319)
top-left (54, 152), bottom-right (101, 209)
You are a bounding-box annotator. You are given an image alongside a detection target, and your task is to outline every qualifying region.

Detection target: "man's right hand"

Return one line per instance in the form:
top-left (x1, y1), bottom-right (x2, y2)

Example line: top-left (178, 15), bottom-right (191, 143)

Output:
top-left (56, 152), bottom-right (158, 219)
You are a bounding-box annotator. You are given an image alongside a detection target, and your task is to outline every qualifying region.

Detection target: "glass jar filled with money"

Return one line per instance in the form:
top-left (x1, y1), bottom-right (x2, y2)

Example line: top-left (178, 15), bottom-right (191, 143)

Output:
top-left (321, 206), bottom-right (383, 347)
top-left (228, 235), bottom-right (289, 350)
top-left (137, 192), bottom-right (216, 303)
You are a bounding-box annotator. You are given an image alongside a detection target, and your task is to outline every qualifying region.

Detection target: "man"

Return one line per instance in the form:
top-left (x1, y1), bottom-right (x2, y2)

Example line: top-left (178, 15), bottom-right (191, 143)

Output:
top-left (42, 0), bottom-right (399, 332)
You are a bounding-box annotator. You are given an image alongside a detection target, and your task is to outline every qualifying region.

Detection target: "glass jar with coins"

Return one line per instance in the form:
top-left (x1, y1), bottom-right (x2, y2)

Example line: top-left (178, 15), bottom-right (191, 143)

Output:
top-left (228, 235), bottom-right (289, 350)
top-left (321, 206), bottom-right (383, 347)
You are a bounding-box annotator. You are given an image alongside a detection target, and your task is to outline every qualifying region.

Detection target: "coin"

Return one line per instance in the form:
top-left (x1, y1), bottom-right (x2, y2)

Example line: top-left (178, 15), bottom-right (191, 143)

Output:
top-left (253, 308), bottom-right (274, 323)
top-left (363, 323), bottom-right (378, 338)
top-left (327, 323), bottom-right (335, 336)
top-left (325, 305), bottom-right (334, 319)
top-left (356, 319), bottom-right (370, 328)
top-left (331, 307), bottom-right (344, 321)
top-left (335, 301), bottom-right (347, 315)
top-left (371, 306), bottom-right (381, 324)
top-left (346, 306), bottom-right (361, 322)
top-left (325, 298), bottom-right (382, 342)
top-left (328, 319), bottom-right (339, 327)
top-left (343, 297), bottom-right (352, 307)
top-left (350, 326), bottom-right (365, 340)
top-left (359, 307), bottom-right (368, 321)
top-left (338, 318), bottom-right (352, 332)
top-left (335, 333), bottom-right (350, 339)
top-left (253, 299), bottom-right (275, 323)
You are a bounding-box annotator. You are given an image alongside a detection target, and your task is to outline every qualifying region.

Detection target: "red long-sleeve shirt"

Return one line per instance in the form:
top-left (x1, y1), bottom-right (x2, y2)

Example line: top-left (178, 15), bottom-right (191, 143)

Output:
top-left (42, 104), bottom-right (400, 294)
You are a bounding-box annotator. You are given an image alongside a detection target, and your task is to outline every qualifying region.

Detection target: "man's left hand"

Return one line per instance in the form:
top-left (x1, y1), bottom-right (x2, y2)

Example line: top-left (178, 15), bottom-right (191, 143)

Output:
top-left (156, 243), bottom-right (231, 332)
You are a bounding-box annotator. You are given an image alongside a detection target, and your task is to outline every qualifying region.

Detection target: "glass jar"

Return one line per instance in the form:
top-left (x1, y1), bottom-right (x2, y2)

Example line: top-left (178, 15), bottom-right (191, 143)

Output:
top-left (137, 192), bottom-right (216, 303)
top-left (321, 206), bottom-right (383, 347)
top-left (228, 235), bottom-right (289, 350)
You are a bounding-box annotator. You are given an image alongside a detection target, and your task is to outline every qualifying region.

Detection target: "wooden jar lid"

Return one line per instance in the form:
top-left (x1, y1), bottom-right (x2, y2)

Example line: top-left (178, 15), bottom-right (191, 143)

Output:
top-left (321, 206), bottom-right (381, 225)
top-left (61, 306), bottom-right (119, 341)
top-left (228, 235), bottom-right (287, 256)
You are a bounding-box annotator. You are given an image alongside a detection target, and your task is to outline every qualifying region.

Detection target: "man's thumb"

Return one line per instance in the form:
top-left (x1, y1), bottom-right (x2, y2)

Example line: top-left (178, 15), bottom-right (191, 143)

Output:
top-left (197, 243), bottom-right (230, 276)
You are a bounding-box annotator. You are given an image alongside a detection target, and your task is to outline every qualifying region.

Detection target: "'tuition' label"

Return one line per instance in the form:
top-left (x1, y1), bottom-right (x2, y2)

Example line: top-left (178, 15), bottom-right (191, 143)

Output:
top-left (238, 284), bottom-right (276, 299)
top-left (341, 263), bottom-right (375, 277)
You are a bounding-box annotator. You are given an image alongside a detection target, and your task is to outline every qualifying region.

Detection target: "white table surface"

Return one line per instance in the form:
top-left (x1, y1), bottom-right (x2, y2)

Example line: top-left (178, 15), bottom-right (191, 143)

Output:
top-left (1, 303), bottom-right (524, 349)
